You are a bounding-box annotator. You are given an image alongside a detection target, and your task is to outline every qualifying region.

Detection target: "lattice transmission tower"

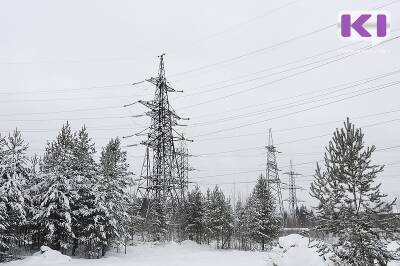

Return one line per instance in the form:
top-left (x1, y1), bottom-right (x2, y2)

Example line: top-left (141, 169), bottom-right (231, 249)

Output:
top-left (133, 54), bottom-right (190, 217)
top-left (283, 160), bottom-right (301, 223)
top-left (176, 136), bottom-right (194, 200)
top-left (265, 128), bottom-right (284, 218)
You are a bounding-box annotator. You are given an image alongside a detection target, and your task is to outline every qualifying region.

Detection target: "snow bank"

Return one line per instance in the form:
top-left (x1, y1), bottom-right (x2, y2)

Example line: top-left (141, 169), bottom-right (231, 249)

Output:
top-left (23, 246), bottom-right (71, 265)
top-left (123, 240), bottom-right (266, 266)
top-left (278, 234), bottom-right (309, 250)
top-left (9, 235), bottom-right (400, 266)
top-left (272, 234), bottom-right (330, 266)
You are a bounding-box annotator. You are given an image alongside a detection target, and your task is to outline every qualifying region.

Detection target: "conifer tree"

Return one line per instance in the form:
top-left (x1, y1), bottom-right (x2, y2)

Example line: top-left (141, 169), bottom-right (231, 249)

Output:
top-left (310, 118), bottom-right (400, 265)
top-left (0, 129), bottom-right (29, 250)
top-left (207, 186), bottom-right (234, 249)
top-left (0, 135), bottom-right (10, 259)
top-left (203, 188), bottom-right (213, 244)
top-left (183, 186), bottom-right (205, 243)
top-left (0, 202), bottom-right (8, 260)
top-left (126, 194), bottom-right (145, 242)
top-left (233, 198), bottom-right (250, 250)
top-left (98, 138), bottom-right (132, 251)
top-left (247, 174), bottom-right (281, 250)
top-left (26, 155), bottom-right (42, 250)
top-left (34, 123), bottom-right (75, 252)
top-left (147, 198), bottom-right (168, 242)
top-left (70, 126), bottom-right (98, 256)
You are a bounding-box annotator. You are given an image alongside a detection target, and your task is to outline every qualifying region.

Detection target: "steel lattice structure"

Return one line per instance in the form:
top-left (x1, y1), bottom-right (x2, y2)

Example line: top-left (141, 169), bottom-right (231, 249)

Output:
top-left (135, 54), bottom-right (189, 216)
top-left (265, 128), bottom-right (284, 218)
top-left (283, 160), bottom-right (301, 223)
top-left (176, 137), bottom-right (192, 200)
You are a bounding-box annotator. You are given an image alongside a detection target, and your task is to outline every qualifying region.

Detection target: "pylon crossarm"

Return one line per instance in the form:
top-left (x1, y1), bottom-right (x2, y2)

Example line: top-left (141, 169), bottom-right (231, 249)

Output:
top-left (146, 77), bottom-right (177, 92)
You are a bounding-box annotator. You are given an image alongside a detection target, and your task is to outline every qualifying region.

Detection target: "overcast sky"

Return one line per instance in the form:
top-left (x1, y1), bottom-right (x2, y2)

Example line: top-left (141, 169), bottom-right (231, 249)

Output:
top-left (1, 0), bottom-right (400, 208)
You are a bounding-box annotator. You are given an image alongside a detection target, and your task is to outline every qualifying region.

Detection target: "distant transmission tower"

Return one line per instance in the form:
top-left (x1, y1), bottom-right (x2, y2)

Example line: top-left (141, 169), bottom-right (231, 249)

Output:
top-left (283, 160), bottom-right (301, 224)
top-left (265, 128), bottom-right (284, 218)
top-left (132, 54), bottom-right (190, 217)
top-left (176, 136), bottom-right (193, 200)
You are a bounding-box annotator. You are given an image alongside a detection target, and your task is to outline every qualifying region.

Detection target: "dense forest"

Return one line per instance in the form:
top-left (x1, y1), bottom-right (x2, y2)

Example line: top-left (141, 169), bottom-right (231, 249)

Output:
top-left (1, 119), bottom-right (399, 266)
top-left (0, 122), bottom-right (315, 261)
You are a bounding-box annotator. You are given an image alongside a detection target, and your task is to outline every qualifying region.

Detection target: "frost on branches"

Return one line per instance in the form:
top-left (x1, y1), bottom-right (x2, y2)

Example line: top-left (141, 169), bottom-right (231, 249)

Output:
top-left (0, 130), bottom-right (30, 259)
top-left (97, 138), bottom-right (133, 252)
top-left (34, 123), bottom-right (75, 253)
top-left (310, 118), bottom-right (400, 265)
top-left (31, 123), bottom-right (133, 258)
top-left (247, 174), bottom-right (281, 251)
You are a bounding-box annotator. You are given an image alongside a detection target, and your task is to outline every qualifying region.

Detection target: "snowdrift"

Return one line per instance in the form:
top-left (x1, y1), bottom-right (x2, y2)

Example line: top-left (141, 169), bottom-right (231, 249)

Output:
top-left (22, 246), bottom-right (71, 265)
top-left (4, 235), bottom-right (400, 266)
top-left (272, 234), bottom-right (330, 266)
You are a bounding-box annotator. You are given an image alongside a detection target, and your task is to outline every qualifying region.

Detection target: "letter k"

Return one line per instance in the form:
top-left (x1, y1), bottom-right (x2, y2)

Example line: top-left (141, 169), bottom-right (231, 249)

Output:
top-left (341, 14), bottom-right (372, 37)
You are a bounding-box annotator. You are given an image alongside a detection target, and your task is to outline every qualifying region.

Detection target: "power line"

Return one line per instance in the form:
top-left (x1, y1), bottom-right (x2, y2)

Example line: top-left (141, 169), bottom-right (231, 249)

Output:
top-left (0, 115), bottom-right (139, 122)
top-left (0, 125), bottom-right (147, 134)
top-left (0, 92), bottom-right (149, 104)
top-left (0, 105), bottom-right (123, 117)
top-left (168, 0), bottom-right (399, 78)
top-left (195, 107), bottom-right (400, 142)
top-left (169, 24), bottom-right (335, 78)
top-left (189, 74), bottom-right (400, 127)
top-left (180, 36), bottom-right (400, 110)
top-left (376, 145), bottom-right (400, 152)
top-left (193, 80), bottom-right (400, 138)
top-left (172, 41), bottom-right (364, 100)
top-left (192, 162), bottom-right (400, 184)
top-left (173, 26), bottom-right (398, 103)
top-left (373, 0), bottom-right (400, 9)
top-left (190, 69), bottom-right (400, 120)
top-left (0, 82), bottom-right (140, 96)
top-left (167, 0), bottom-right (306, 55)
top-left (193, 117), bottom-right (400, 157)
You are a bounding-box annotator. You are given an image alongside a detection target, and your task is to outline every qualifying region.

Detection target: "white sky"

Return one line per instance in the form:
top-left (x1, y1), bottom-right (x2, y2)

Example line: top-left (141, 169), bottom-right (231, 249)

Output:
top-left (1, 0), bottom-right (400, 208)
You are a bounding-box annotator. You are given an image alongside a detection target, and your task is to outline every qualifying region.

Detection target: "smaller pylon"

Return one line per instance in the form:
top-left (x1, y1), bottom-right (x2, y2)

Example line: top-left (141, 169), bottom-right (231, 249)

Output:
top-left (283, 160), bottom-right (302, 225)
top-left (176, 136), bottom-right (194, 200)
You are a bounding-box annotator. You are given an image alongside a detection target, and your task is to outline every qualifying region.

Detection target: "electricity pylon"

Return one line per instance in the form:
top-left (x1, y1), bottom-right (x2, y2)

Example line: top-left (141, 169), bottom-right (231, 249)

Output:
top-left (265, 128), bottom-right (284, 218)
top-left (283, 160), bottom-right (301, 224)
top-left (132, 54), bottom-right (190, 217)
top-left (176, 136), bottom-right (194, 200)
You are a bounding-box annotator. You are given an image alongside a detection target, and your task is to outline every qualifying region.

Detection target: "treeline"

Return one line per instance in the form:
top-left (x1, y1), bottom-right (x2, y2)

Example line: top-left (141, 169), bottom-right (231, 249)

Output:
top-left (0, 122), bottom-right (316, 261)
top-left (0, 123), bottom-right (133, 260)
top-left (179, 176), bottom-right (313, 251)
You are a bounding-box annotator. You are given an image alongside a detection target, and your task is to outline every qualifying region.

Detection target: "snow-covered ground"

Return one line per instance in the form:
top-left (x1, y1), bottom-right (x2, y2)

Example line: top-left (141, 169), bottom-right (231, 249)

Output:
top-left (5, 234), bottom-right (400, 266)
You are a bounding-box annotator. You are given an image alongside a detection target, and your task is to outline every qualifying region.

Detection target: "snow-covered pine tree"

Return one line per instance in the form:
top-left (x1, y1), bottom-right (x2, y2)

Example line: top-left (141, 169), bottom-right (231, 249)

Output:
top-left (35, 123), bottom-right (75, 253)
top-left (207, 186), bottom-right (234, 249)
top-left (183, 186), bottom-right (205, 243)
top-left (233, 198), bottom-right (245, 249)
top-left (0, 129), bottom-right (29, 251)
top-left (310, 118), bottom-right (400, 265)
top-left (147, 198), bottom-right (168, 242)
top-left (69, 126), bottom-right (99, 256)
top-left (247, 174), bottom-right (281, 251)
top-left (0, 135), bottom-right (10, 259)
top-left (126, 193), bottom-right (145, 242)
top-left (203, 188), bottom-right (213, 245)
top-left (25, 155), bottom-right (43, 250)
top-left (98, 138), bottom-right (132, 252)
top-left (0, 201), bottom-right (8, 261)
